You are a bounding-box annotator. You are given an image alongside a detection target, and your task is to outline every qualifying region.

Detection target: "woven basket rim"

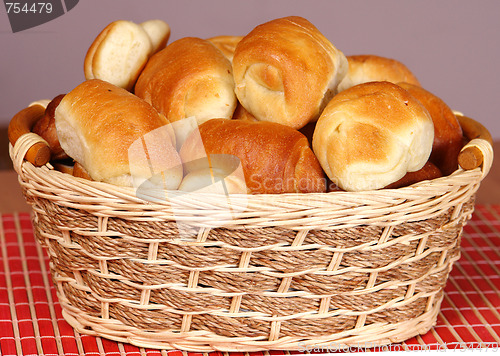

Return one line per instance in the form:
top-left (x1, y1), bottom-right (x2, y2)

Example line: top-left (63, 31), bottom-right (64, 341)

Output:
top-left (9, 115), bottom-right (494, 230)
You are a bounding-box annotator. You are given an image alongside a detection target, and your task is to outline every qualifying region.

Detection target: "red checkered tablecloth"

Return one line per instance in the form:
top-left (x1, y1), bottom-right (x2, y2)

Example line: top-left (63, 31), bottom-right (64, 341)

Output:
top-left (1, 206), bottom-right (499, 355)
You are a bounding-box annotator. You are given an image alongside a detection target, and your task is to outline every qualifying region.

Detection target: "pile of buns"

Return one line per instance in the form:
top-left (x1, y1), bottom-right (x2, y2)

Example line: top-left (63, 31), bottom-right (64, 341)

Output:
top-left (33, 16), bottom-right (465, 194)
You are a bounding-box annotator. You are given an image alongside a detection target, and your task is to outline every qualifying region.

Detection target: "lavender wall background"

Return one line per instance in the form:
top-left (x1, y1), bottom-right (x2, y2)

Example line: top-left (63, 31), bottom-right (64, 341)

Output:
top-left (1, 0), bottom-right (499, 139)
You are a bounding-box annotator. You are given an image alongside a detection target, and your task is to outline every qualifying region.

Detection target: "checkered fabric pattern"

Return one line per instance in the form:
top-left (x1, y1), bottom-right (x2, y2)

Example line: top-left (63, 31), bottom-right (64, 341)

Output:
top-left (1, 206), bottom-right (499, 355)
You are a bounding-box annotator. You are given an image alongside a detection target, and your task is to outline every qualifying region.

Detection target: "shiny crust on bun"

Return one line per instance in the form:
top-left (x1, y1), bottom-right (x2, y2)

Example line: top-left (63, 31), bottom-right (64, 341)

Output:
top-left (232, 16), bottom-right (348, 129)
top-left (313, 81), bottom-right (434, 191)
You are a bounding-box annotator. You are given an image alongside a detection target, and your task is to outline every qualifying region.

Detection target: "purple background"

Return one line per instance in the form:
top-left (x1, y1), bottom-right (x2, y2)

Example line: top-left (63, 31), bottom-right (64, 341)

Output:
top-left (1, 0), bottom-right (499, 139)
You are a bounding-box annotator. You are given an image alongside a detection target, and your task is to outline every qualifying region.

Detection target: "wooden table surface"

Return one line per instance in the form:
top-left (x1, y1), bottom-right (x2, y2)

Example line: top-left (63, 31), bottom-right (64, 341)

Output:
top-left (0, 126), bottom-right (498, 213)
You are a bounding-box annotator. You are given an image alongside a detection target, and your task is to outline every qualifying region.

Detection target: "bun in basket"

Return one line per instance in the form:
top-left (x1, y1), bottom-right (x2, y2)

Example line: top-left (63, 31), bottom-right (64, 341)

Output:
top-left (337, 55), bottom-right (421, 92)
top-left (232, 16), bottom-right (348, 130)
top-left (179, 118), bottom-right (326, 194)
top-left (84, 20), bottom-right (168, 91)
top-left (135, 37), bottom-right (237, 148)
top-left (312, 81), bottom-right (434, 191)
top-left (135, 37), bottom-right (236, 124)
top-left (397, 82), bottom-right (463, 176)
top-left (54, 79), bottom-right (182, 188)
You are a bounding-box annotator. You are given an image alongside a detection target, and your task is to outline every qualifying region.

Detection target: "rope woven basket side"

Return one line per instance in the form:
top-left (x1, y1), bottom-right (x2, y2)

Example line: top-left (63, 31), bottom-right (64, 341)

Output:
top-left (8, 105), bottom-right (494, 352)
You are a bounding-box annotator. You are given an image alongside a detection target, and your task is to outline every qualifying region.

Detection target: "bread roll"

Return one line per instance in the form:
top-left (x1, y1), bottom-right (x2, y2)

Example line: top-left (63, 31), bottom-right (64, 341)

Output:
top-left (84, 20), bottom-right (169, 91)
top-left (207, 35), bottom-right (242, 62)
top-left (135, 37), bottom-right (237, 148)
top-left (135, 37), bottom-right (237, 123)
top-left (232, 16), bottom-right (348, 130)
top-left (337, 55), bottom-right (421, 92)
top-left (32, 94), bottom-right (68, 161)
top-left (312, 81), bottom-right (434, 192)
top-left (179, 119), bottom-right (326, 194)
top-left (397, 82), bottom-right (463, 176)
top-left (55, 79), bottom-right (182, 188)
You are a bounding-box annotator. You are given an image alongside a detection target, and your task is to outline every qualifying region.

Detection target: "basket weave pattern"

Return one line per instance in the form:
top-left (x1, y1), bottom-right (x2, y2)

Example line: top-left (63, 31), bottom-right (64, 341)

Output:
top-left (10, 130), bottom-right (493, 351)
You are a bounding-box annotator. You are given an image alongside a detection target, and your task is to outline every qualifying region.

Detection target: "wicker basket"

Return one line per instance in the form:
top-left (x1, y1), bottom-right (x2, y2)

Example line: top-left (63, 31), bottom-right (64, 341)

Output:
top-left (8, 102), bottom-right (494, 352)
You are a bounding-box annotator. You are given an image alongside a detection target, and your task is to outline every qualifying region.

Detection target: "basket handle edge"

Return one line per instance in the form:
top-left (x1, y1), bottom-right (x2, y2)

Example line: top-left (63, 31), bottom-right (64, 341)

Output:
top-left (8, 102), bottom-right (51, 172)
top-left (455, 112), bottom-right (494, 176)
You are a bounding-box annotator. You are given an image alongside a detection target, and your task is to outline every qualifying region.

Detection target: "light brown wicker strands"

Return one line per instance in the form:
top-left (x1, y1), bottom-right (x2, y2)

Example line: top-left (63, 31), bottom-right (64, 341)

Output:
top-left (9, 109), bottom-right (494, 352)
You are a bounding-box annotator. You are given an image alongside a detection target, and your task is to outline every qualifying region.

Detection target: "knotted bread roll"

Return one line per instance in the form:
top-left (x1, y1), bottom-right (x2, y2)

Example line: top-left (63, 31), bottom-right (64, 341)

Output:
top-left (313, 81), bottom-right (434, 191)
top-left (55, 79), bottom-right (182, 188)
top-left (179, 119), bottom-right (326, 194)
top-left (232, 16), bottom-right (348, 130)
top-left (337, 55), bottom-right (421, 92)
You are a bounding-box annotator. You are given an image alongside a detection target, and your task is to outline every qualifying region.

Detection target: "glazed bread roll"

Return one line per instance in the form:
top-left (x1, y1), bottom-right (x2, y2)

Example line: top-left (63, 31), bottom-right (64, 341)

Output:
top-left (135, 37), bottom-right (236, 123)
top-left (135, 37), bottom-right (237, 147)
top-left (312, 81), bottom-right (434, 191)
top-left (179, 119), bottom-right (326, 194)
top-left (232, 16), bottom-right (348, 130)
top-left (54, 79), bottom-right (182, 188)
top-left (32, 94), bottom-right (68, 161)
top-left (207, 35), bottom-right (243, 62)
top-left (337, 55), bottom-right (421, 92)
top-left (397, 82), bottom-right (463, 176)
top-left (84, 20), bottom-right (170, 91)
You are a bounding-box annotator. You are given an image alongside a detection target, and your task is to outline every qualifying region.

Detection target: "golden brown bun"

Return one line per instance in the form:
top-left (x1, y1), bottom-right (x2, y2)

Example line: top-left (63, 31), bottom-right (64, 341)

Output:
top-left (232, 16), bottom-right (348, 130)
top-left (135, 37), bottom-right (237, 148)
top-left (397, 82), bottom-right (463, 176)
top-left (207, 35), bottom-right (243, 62)
top-left (312, 81), bottom-right (434, 192)
top-left (32, 94), bottom-right (68, 161)
top-left (55, 79), bottom-right (182, 188)
top-left (384, 161), bottom-right (442, 189)
top-left (135, 37), bottom-right (236, 123)
top-left (84, 20), bottom-right (169, 91)
top-left (179, 119), bottom-right (326, 194)
top-left (337, 55), bottom-right (421, 92)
